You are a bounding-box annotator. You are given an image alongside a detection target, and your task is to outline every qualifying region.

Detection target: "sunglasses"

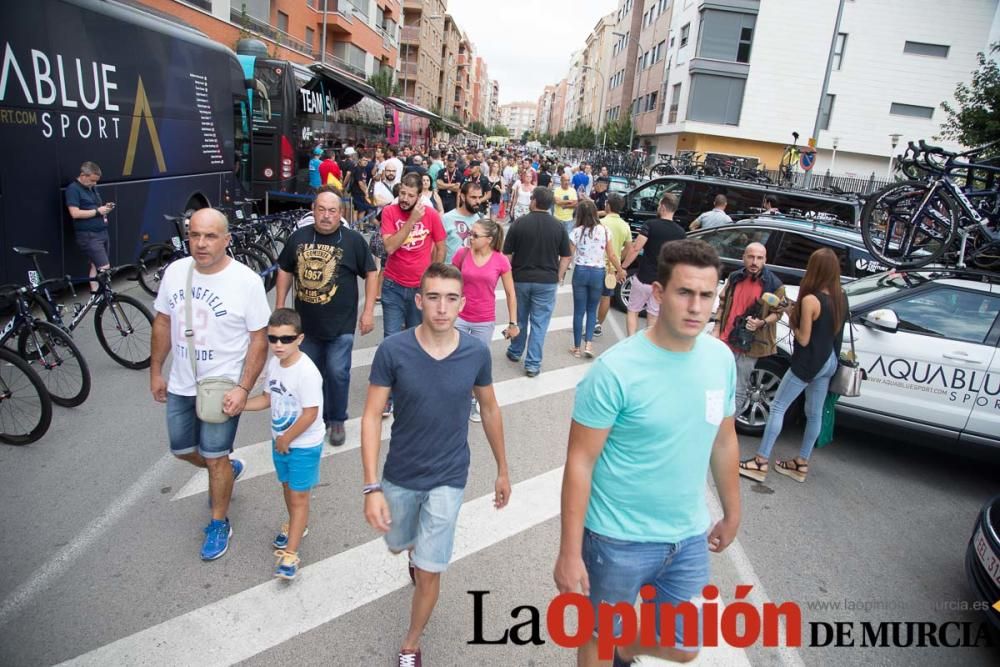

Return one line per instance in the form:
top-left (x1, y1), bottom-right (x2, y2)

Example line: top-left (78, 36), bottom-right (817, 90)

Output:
top-left (267, 334), bottom-right (300, 344)
top-left (469, 232), bottom-right (492, 239)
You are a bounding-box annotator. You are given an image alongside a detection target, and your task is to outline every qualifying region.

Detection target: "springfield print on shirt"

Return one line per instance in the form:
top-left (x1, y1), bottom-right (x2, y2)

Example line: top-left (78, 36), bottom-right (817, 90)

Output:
top-left (269, 379), bottom-right (300, 433)
top-left (295, 243), bottom-right (343, 305)
top-left (165, 285), bottom-right (228, 361)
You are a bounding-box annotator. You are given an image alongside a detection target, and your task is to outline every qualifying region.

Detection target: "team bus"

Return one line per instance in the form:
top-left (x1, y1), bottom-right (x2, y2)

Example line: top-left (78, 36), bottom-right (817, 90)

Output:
top-left (237, 50), bottom-right (434, 199)
top-left (0, 0), bottom-right (249, 283)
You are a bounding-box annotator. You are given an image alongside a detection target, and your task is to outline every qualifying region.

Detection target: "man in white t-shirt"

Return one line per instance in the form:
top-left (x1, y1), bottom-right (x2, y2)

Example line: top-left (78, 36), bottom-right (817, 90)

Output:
top-left (150, 208), bottom-right (270, 562)
top-left (383, 146), bottom-right (404, 187)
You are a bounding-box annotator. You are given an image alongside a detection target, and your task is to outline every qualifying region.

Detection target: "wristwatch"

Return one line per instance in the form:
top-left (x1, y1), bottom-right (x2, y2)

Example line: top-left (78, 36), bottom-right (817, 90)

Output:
top-left (363, 483), bottom-right (383, 495)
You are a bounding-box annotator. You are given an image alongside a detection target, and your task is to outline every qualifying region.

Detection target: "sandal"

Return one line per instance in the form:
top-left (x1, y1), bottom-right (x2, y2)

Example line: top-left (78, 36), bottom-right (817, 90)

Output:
top-left (775, 458), bottom-right (809, 483)
top-left (569, 347), bottom-right (582, 358)
top-left (738, 456), bottom-right (769, 482)
top-left (583, 343), bottom-right (595, 358)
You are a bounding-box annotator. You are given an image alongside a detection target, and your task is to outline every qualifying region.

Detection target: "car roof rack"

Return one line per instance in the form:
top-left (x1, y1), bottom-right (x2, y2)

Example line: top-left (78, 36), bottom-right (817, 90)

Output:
top-left (896, 266), bottom-right (1000, 285)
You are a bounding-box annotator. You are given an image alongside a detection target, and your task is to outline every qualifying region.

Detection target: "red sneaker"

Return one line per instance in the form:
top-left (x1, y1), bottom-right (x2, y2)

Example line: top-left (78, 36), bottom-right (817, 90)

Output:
top-left (398, 649), bottom-right (421, 667)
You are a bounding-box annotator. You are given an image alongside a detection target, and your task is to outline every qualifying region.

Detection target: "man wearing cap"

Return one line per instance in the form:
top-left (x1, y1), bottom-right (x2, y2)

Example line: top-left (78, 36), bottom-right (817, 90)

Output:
top-left (437, 154), bottom-right (464, 213)
top-left (308, 147), bottom-right (324, 193)
top-left (590, 176), bottom-right (610, 219)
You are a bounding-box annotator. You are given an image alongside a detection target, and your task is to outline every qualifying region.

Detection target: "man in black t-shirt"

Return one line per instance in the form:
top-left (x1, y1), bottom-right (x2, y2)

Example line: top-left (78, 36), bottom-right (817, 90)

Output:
top-left (621, 192), bottom-right (686, 335)
top-left (501, 187), bottom-right (572, 377)
top-left (590, 177), bottom-right (610, 218)
top-left (436, 155), bottom-right (464, 212)
top-left (467, 161), bottom-right (491, 215)
top-left (276, 189), bottom-right (378, 446)
top-left (349, 152), bottom-right (374, 224)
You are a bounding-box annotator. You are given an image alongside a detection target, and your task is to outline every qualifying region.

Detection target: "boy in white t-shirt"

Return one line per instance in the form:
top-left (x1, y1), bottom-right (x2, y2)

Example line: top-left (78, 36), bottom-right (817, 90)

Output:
top-left (244, 308), bottom-right (325, 580)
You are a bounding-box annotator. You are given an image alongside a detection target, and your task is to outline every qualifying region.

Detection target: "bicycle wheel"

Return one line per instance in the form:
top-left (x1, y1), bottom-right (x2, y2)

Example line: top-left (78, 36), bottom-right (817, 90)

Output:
top-left (137, 243), bottom-right (177, 297)
top-left (0, 346), bottom-right (52, 445)
top-left (234, 247), bottom-right (274, 292)
top-left (94, 294), bottom-right (154, 369)
top-left (861, 180), bottom-right (956, 268)
top-left (16, 320), bottom-right (91, 407)
top-left (648, 162), bottom-right (675, 179)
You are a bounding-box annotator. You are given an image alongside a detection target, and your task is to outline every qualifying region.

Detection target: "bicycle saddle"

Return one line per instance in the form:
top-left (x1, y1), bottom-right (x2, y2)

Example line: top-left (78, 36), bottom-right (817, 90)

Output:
top-left (13, 247), bottom-right (48, 257)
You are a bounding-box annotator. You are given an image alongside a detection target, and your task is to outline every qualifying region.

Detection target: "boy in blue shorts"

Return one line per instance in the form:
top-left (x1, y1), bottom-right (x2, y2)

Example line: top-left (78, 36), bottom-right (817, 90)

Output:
top-left (244, 308), bottom-right (325, 580)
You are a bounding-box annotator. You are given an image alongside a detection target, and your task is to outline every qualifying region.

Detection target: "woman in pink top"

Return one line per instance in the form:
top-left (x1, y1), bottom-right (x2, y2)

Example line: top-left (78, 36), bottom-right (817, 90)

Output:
top-left (452, 218), bottom-right (519, 422)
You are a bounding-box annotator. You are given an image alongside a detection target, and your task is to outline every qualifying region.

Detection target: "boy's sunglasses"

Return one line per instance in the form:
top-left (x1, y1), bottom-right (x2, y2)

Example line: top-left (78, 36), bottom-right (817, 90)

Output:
top-left (267, 334), bottom-right (300, 344)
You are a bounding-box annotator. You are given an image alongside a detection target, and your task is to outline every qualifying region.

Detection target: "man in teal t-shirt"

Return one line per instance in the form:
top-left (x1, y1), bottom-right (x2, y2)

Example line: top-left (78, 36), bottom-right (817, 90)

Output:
top-left (554, 239), bottom-right (741, 667)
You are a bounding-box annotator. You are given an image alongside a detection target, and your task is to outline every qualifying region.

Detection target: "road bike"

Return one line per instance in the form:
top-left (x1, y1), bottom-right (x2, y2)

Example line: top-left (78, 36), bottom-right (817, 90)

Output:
top-left (0, 283), bottom-right (91, 407)
top-left (13, 247), bottom-right (153, 369)
top-left (0, 343), bottom-right (52, 445)
top-left (778, 132), bottom-right (801, 187)
top-left (860, 139), bottom-right (1000, 269)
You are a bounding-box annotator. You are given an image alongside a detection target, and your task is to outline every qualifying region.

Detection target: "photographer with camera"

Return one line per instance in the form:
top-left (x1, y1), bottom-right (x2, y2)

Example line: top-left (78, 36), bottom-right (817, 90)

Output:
top-left (711, 242), bottom-right (786, 420)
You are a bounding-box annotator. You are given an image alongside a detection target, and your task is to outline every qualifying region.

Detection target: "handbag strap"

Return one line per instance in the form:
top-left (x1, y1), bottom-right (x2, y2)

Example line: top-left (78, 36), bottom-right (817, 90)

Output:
top-left (184, 261), bottom-right (198, 382)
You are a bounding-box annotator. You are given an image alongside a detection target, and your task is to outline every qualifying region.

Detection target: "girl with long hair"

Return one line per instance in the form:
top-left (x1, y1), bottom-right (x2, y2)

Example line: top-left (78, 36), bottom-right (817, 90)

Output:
top-left (510, 169), bottom-right (533, 221)
top-left (452, 218), bottom-right (518, 421)
top-left (420, 173), bottom-right (444, 213)
top-left (568, 199), bottom-right (622, 358)
top-left (739, 248), bottom-right (847, 483)
top-left (487, 161), bottom-right (503, 218)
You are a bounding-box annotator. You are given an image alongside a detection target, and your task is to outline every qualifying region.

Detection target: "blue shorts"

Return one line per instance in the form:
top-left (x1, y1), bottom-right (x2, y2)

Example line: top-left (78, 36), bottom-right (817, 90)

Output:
top-left (382, 479), bottom-right (464, 573)
top-left (582, 528), bottom-right (709, 651)
top-left (272, 442), bottom-right (323, 492)
top-left (166, 392), bottom-right (240, 459)
top-left (602, 286), bottom-right (615, 297)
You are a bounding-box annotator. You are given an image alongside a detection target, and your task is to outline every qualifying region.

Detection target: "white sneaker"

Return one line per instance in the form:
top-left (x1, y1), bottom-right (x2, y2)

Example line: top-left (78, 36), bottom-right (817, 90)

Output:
top-left (470, 400), bottom-right (482, 423)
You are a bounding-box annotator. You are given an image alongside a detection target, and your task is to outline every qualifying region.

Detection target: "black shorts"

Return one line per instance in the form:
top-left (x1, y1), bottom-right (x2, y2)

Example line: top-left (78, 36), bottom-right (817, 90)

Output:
top-left (75, 229), bottom-right (110, 268)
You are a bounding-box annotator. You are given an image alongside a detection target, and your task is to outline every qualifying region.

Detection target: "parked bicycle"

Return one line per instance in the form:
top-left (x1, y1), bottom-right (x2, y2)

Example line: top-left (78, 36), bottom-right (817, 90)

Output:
top-left (0, 283), bottom-right (91, 407)
top-left (861, 139), bottom-right (1000, 269)
top-left (778, 132), bottom-right (802, 187)
top-left (13, 247), bottom-right (153, 369)
top-left (0, 342), bottom-right (52, 445)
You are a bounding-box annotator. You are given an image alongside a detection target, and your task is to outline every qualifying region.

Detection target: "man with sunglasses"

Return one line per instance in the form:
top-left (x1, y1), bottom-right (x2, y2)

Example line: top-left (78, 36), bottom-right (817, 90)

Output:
top-left (276, 187), bottom-right (378, 447)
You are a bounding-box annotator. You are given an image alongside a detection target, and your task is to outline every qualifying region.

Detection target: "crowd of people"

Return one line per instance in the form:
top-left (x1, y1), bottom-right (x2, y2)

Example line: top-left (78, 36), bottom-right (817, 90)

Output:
top-left (141, 140), bottom-right (848, 667)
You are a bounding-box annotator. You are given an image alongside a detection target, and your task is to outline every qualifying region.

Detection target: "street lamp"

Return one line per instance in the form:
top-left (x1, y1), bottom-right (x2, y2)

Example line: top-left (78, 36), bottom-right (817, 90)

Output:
top-left (613, 30), bottom-right (642, 150)
top-left (888, 133), bottom-right (902, 178)
top-left (831, 136), bottom-right (839, 174)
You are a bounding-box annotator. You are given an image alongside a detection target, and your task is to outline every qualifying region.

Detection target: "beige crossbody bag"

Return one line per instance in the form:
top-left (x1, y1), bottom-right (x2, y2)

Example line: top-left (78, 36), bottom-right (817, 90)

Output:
top-left (185, 261), bottom-right (237, 423)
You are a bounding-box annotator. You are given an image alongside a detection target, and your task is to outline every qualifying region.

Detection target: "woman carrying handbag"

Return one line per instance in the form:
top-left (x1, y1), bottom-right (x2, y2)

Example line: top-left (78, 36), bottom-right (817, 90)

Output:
top-left (738, 248), bottom-right (848, 483)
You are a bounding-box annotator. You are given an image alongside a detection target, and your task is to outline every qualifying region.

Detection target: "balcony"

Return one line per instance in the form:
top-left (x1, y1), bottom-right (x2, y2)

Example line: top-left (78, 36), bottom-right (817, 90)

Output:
top-left (400, 25), bottom-right (420, 43)
top-left (398, 61), bottom-right (418, 78)
top-left (229, 8), bottom-right (313, 53)
top-left (402, 0), bottom-right (423, 11)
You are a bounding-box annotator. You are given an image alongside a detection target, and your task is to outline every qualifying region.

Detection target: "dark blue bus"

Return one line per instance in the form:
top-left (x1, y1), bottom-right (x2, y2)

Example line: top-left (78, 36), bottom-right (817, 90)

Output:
top-left (0, 0), bottom-right (249, 283)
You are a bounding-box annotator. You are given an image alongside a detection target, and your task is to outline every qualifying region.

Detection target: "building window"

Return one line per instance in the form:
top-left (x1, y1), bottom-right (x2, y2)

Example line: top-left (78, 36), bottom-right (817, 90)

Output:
top-left (697, 10), bottom-right (755, 63)
top-left (659, 0), bottom-right (669, 12)
top-left (680, 23), bottom-right (690, 48)
top-left (819, 94), bottom-right (835, 130)
top-left (646, 91), bottom-right (658, 112)
top-left (904, 41), bottom-right (950, 58)
top-left (687, 74), bottom-right (745, 125)
top-left (833, 33), bottom-right (847, 70)
top-left (241, 0), bottom-right (269, 22)
top-left (668, 83), bottom-right (681, 123)
top-left (654, 40), bottom-right (666, 63)
top-left (305, 26), bottom-right (314, 50)
top-left (890, 102), bottom-right (935, 119)
top-left (277, 11), bottom-right (288, 34)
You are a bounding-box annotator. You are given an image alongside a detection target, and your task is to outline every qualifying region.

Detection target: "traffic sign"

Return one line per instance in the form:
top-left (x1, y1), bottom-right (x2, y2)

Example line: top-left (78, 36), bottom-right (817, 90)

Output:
top-left (799, 147), bottom-right (817, 172)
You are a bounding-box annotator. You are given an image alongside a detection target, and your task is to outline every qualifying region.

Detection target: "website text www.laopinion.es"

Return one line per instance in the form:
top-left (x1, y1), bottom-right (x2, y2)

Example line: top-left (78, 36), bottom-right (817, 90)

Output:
top-left (466, 587), bottom-right (998, 659)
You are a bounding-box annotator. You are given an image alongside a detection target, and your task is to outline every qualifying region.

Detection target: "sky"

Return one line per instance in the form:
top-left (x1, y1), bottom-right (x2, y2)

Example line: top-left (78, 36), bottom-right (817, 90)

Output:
top-left (445, 0), bottom-right (618, 106)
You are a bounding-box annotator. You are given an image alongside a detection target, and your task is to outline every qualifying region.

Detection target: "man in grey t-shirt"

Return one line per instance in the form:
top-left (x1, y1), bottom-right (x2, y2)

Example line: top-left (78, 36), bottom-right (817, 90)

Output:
top-left (361, 263), bottom-right (512, 667)
top-left (689, 194), bottom-right (733, 230)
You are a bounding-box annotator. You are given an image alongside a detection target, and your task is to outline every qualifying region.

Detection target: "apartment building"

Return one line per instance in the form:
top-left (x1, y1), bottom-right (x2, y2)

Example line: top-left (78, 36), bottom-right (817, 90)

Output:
top-left (535, 85), bottom-right (556, 135)
top-left (603, 0), bottom-right (642, 127)
top-left (488, 80), bottom-right (500, 129)
top-left (472, 56), bottom-right (488, 124)
top-left (499, 102), bottom-right (538, 139)
top-left (138, 0), bottom-right (400, 77)
top-left (563, 50), bottom-right (585, 131)
top-left (398, 0), bottom-right (446, 110)
top-left (654, 0), bottom-right (1000, 176)
top-left (580, 13), bottom-right (616, 131)
top-left (438, 14), bottom-right (460, 117)
top-left (632, 0), bottom-right (673, 149)
top-left (454, 32), bottom-right (474, 124)
top-left (550, 79), bottom-right (569, 135)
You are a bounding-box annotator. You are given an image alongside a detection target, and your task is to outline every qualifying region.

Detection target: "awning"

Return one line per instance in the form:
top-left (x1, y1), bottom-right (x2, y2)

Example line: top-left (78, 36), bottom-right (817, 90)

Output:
top-left (308, 62), bottom-right (386, 110)
top-left (385, 96), bottom-right (440, 121)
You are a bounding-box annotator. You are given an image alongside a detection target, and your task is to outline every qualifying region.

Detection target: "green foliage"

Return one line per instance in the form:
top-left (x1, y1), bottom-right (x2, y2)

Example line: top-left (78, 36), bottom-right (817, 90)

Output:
top-left (550, 124), bottom-right (597, 149)
top-left (367, 70), bottom-right (402, 98)
top-left (600, 120), bottom-right (633, 150)
top-left (467, 120), bottom-right (490, 136)
top-left (940, 44), bottom-right (1000, 154)
top-left (490, 124), bottom-right (510, 137)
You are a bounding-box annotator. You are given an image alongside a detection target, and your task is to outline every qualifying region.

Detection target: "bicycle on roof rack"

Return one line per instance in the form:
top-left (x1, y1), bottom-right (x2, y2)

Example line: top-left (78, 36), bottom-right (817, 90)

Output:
top-left (778, 132), bottom-right (802, 187)
top-left (860, 138), bottom-right (1000, 270)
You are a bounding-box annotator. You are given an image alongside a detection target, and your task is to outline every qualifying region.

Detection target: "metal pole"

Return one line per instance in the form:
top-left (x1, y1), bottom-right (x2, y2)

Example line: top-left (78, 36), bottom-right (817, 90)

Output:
top-left (812, 0), bottom-right (846, 143)
top-left (321, 0), bottom-right (328, 63)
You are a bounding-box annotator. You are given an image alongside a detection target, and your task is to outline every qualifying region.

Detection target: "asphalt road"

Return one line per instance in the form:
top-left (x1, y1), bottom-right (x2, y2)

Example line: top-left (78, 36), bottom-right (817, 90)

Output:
top-left (1, 278), bottom-right (998, 666)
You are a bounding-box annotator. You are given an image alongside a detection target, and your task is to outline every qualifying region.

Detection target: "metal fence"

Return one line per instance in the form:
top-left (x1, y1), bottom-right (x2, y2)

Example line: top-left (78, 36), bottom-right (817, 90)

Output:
top-left (762, 170), bottom-right (894, 196)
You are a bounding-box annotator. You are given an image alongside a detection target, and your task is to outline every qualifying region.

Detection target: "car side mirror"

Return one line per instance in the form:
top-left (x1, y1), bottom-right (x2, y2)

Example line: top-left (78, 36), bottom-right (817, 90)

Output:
top-left (861, 308), bottom-right (898, 333)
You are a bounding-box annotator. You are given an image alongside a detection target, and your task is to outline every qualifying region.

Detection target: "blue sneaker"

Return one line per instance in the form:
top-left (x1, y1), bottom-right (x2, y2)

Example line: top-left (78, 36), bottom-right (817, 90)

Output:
top-left (231, 457), bottom-right (245, 482)
top-left (272, 523), bottom-right (309, 549)
top-left (200, 518), bottom-right (232, 561)
top-left (274, 549), bottom-right (300, 580)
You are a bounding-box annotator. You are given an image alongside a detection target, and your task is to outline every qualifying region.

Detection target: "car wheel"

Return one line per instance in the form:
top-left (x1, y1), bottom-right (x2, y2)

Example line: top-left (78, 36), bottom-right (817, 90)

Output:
top-left (736, 356), bottom-right (797, 436)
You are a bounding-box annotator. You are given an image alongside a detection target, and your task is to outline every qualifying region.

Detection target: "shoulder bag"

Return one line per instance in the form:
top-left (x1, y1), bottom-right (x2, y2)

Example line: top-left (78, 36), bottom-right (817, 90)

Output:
top-left (185, 261), bottom-right (237, 423)
top-left (829, 319), bottom-right (865, 397)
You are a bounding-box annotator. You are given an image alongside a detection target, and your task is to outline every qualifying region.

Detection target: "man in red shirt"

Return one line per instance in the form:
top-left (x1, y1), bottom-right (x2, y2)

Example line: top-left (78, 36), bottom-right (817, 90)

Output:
top-left (711, 242), bottom-right (786, 425)
top-left (318, 150), bottom-right (342, 189)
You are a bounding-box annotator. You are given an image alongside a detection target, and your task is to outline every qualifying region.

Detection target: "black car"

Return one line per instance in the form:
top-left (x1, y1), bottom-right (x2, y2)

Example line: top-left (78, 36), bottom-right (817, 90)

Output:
top-left (622, 174), bottom-right (862, 232)
top-left (966, 494), bottom-right (1000, 636)
top-left (612, 215), bottom-right (889, 312)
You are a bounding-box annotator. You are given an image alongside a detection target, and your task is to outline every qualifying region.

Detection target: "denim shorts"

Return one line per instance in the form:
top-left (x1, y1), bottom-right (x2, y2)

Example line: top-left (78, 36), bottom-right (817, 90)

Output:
top-left (272, 442), bottom-right (323, 492)
top-left (582, 528), bottom-right (709, 651)
top-left (75, 229), bottom-right (110, 268)
top-left (382, 479), bottom-right (464, 573)
top-left (166, 392), bottom-right (240, 459)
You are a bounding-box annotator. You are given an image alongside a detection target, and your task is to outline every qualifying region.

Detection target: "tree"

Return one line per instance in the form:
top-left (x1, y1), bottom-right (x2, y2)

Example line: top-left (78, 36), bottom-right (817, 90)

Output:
top-left (467, 120), bottom-right (490, 136)
top-left (600, 119), bottom-right (633, 150)
top-left (490, 124), bottom-right (510, 137)
top-left (367, 69), bottom-right (401, 98)
top-left (940, 43), bottom-right (1000, 153)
